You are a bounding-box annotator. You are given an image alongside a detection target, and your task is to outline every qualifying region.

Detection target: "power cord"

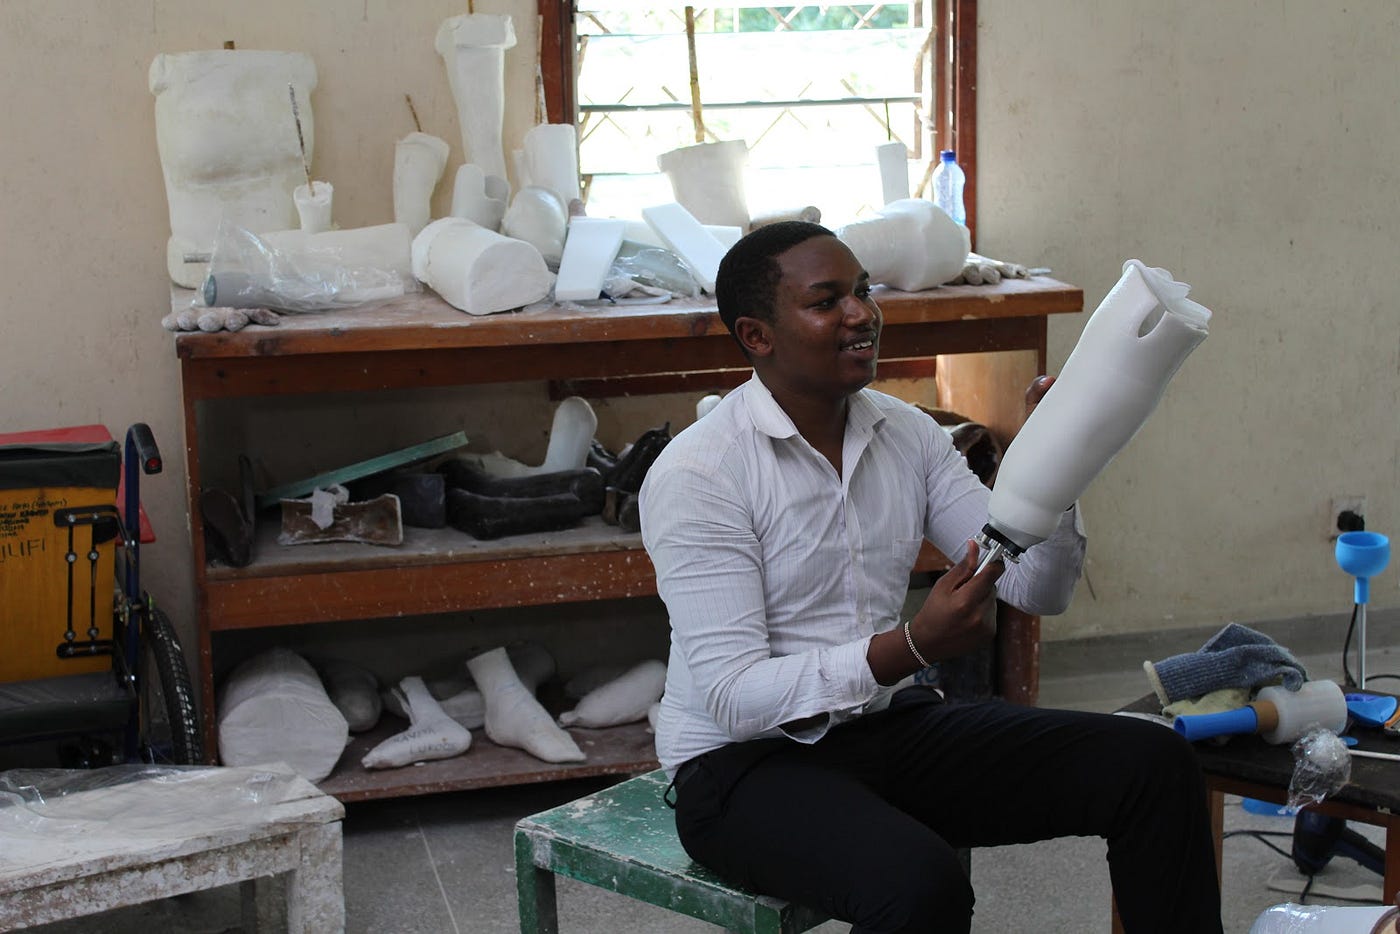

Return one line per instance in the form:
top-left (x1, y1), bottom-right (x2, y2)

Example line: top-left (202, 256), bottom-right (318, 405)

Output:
top-left (1223, 829), bottom-right (1319, 903)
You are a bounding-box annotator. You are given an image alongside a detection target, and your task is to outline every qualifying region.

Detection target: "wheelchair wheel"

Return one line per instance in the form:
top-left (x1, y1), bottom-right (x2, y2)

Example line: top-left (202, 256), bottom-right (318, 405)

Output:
top-left (140, 605), bottom-right (204, 764)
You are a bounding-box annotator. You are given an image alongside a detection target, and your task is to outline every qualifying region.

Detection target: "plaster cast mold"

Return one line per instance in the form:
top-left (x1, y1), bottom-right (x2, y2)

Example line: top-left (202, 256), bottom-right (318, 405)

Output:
top-left (393, 131), bottom-right (450, 237)
top-left (150, 50), bottom-right (317, 288)
top-left (468, 647), bottom-right (585, 763)
top-left (555, 217), bottom-right (627, 301)
top-left (656, 139), bottom-right (751, 229)
top-left (412, 217), bottom-right (553, 315)
top-left (435, 13), bottom-right (516, 183)
top-left (451, 163), bottom-right (510, 231)
top-left (500, 187), bottom-right (568, 267)
top-left (641, 203), bottom-right (727, 293)
top-left (835, 199), bottom-right (969, 292)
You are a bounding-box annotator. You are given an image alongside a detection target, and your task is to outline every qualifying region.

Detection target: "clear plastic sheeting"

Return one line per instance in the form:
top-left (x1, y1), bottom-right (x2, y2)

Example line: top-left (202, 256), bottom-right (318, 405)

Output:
top-left (1248, 902), bottom-right (1397, 933)
top-left (202, 218), bottom-right (418, 313)
top-left (1287, 727), bottom-right (1352, 811)
top-left (0, 764), bottom-right (299, 871)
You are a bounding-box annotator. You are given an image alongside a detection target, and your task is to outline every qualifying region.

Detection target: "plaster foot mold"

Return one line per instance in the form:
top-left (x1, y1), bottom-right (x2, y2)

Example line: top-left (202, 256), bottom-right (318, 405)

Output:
top-left (451, 163), bottom-right (510, 231)
top-left (468, 647), bottom-right (585, 763)
top-left (362, 676), bottom-right (473, 769)
top-left (558, 659), bottom-right (667, 728)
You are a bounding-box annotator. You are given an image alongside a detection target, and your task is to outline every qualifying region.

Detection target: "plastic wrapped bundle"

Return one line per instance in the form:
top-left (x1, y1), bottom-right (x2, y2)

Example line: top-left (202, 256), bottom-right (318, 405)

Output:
top-left (217, 648), bottom-right (349, 782)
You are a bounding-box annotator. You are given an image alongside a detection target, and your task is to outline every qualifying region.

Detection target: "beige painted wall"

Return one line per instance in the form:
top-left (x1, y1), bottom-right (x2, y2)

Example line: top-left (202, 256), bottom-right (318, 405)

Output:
top-left (978, 0), bottom-right (1400, 638)
top-left (2, 0), bottom-right (1392, 680)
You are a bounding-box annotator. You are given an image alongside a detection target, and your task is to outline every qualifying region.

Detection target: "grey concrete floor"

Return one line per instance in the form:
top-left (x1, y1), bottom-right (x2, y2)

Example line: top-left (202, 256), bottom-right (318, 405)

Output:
top-left (22, 613), bottom-right (1400, 933)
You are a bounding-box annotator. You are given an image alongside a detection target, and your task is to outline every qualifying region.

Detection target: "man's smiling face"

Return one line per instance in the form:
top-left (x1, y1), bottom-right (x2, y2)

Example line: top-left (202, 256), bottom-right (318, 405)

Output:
top-left (748, 235), bottom-right (882, 404)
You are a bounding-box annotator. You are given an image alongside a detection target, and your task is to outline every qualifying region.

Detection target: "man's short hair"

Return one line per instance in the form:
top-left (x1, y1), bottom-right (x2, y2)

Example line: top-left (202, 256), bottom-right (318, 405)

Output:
top-left (715, 220), bottom-right (836, 337)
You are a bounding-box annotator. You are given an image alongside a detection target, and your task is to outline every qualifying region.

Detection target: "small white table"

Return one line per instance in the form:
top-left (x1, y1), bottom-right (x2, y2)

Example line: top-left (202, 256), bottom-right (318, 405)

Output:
top-left (0, 765), bottom-right (345, 932)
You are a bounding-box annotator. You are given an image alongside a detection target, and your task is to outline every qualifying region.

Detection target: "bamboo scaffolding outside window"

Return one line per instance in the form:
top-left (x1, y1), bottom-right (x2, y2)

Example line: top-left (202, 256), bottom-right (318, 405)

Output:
top-left (537, 0), bottom-right (978, 237)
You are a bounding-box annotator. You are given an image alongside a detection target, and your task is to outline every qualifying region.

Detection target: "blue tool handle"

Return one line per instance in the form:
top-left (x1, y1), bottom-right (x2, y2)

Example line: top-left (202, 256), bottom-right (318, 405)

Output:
top-left (1173, 705), bottom-right (1259, 742)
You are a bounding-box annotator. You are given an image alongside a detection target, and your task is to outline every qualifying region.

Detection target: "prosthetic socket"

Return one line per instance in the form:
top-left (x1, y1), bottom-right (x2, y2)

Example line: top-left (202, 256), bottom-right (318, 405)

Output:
top-left (976, 260), bottom-right (1212, 569)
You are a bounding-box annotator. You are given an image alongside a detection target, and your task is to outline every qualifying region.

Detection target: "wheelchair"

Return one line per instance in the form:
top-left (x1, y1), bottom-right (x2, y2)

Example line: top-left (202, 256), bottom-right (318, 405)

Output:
top-left (0, 423), bottom-right (203, 767)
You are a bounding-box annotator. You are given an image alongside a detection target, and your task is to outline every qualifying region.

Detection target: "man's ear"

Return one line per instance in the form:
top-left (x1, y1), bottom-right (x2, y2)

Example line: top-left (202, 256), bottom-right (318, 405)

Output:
top-left (734, 316), bottom-right (774, 358)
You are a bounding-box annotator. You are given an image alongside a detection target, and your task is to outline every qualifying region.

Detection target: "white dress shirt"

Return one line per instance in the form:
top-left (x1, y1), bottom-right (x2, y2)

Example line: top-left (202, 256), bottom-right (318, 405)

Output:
top-left (640, 375), bottom-right (1087, 776)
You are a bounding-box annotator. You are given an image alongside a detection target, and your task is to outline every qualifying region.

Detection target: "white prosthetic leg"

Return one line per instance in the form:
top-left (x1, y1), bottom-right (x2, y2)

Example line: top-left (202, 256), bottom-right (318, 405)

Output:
top-left (975, 260), bottom-right (1212, 572)
top-left (835, 199), bottom-right (969, 292)
top-left (362, 676), bottom-right (473, 769)
top-left (559, 659), bottom-right (667, 728)
top-left (468, 647), bottom-right (585, 763)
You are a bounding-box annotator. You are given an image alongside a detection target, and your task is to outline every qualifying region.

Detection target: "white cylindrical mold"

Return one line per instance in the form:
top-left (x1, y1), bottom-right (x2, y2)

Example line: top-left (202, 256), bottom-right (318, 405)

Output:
top-left (876, 141), bottom-right (910, 205)
top-left (982, 260), bottom-right (1211, 553)
top-left (413, 217), bottom-right (553, 315)
top-left (293, 180), bottom-right (333, 234)
top-left (393, 132), bottom-right (450, 237)
top-left (522, 123), bottom-right (582, 208)
top-left (656, 140), bottom-right (751, 230)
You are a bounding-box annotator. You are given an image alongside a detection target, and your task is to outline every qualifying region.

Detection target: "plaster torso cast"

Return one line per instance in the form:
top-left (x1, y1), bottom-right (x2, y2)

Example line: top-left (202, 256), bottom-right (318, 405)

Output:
top-left (150, 50), bottom-right (318, 288)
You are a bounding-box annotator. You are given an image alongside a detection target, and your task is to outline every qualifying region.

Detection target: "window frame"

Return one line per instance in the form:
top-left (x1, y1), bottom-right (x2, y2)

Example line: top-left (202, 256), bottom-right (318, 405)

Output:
top-left (537, 0), bottom-right (979, 242)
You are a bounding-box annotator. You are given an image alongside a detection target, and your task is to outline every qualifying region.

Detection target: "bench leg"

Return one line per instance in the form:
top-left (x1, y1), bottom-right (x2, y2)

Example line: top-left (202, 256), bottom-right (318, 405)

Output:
top-left (285, 821), bottom-right (345, 933)
top-left (515, 830), bottom-right (559, 934)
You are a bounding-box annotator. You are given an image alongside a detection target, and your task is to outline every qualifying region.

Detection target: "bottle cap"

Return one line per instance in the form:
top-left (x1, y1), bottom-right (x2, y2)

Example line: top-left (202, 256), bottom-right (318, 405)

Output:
top-left (940, 150), bottom-right (956, 162)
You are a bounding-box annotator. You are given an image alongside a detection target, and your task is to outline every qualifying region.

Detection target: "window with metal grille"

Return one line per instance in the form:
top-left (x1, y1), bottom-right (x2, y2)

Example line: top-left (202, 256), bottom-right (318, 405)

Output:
top-left (537, 0), bottom-right (977, 235)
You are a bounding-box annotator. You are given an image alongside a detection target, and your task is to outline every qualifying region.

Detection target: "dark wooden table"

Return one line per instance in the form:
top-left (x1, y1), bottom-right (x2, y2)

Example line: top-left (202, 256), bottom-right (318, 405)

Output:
top-left (1118, 692), bottom-right (1400, 923)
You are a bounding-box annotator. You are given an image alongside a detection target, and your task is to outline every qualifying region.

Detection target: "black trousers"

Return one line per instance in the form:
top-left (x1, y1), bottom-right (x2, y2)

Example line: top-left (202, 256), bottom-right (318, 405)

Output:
top-left (670, 688), bottom-right (1222, 934)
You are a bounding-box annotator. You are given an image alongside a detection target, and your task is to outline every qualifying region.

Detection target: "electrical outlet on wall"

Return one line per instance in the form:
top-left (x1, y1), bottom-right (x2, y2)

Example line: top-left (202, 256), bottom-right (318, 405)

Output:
top-left (1329, 495), bottom-right (1366, 539)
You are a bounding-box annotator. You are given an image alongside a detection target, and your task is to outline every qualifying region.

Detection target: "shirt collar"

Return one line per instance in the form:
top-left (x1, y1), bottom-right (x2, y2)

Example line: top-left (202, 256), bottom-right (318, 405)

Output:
top-left (743, 374), bottom-right (887, 441)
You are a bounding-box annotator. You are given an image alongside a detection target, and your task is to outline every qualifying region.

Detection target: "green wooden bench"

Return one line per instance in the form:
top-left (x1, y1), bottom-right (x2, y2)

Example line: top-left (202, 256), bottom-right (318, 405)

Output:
top-left (514, 768), bottom-right (831, 934)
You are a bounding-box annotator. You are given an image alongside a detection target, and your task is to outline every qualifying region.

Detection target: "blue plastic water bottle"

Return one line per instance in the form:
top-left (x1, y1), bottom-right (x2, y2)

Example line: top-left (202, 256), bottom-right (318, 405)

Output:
top-left (931, 150), bottom-right (966, 225)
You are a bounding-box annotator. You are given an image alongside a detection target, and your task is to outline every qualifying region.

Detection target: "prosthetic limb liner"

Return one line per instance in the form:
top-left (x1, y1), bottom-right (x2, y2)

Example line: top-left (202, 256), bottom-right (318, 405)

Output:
top-left (981, 260), bottom-right (1211, 555)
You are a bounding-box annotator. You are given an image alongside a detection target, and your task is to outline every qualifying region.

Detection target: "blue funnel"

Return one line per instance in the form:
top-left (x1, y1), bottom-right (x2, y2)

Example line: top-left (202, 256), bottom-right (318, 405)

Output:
top-left (1336, 531), bottom-right (1390, 604)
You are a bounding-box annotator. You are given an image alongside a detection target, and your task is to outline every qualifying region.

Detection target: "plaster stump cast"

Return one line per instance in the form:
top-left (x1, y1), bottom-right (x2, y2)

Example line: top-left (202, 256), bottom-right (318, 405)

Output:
top-left (656, 140), bottom-right (752, 230)
top-left (393, 132), bottom-right (450, 237)
top-left (150, 50), bottom-right (317, 288)
top-left (835, 198), bottom-right (969, 292)
top-left (412, 217), bottom-right (552, 315)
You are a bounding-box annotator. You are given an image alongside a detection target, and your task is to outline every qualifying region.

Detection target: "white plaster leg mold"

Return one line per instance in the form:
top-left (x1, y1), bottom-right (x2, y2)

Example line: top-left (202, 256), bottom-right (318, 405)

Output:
top-left (393, 132), bottom-right (450, 237)
top-left (435, 13), bottom-right (517, 182)
top-left (412, 217), bottom-right (553, 316)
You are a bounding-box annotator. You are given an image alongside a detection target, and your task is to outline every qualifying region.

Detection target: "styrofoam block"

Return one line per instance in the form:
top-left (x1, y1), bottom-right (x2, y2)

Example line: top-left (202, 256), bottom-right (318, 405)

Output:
top-left (640, 203), bottom-right (726, 293)
top-left (555, 217), bottom-right (627, 301)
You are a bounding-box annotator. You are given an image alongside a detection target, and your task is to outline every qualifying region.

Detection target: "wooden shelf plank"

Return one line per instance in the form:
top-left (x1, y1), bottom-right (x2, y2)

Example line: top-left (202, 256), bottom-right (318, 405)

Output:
top-left (318, 718), bottom-right (659, 803)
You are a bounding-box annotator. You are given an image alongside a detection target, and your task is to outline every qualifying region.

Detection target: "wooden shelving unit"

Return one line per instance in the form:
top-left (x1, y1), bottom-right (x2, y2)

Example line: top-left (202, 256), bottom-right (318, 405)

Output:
top-left (173, 279), bottom-right (1082, 802)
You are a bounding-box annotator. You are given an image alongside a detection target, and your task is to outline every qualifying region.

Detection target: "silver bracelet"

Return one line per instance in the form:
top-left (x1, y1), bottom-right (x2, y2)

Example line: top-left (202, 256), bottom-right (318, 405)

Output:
top-left (903, 619), bottom-right (930, 669)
